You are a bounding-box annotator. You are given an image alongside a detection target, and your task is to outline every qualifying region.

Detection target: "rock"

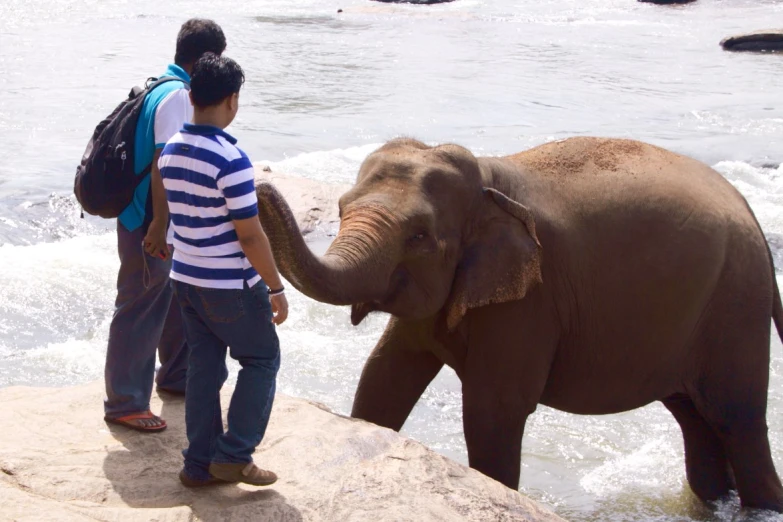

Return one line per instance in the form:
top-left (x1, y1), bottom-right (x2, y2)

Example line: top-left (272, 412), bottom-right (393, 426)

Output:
top-left (371, 0), bottom-right (456, 4)
top-left (0, 382), bottom-right (565, 521)
top-left (720, 29), bottom-right (783, 53)
top-left (254, 166), bottom-right (350, 238)
top-left (638, 0), bottom-right (696, 4)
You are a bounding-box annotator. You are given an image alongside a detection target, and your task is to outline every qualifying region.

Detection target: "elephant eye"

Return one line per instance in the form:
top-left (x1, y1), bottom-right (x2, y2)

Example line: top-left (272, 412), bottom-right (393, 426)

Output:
top-left (406, 230), bottom-right (433, 255)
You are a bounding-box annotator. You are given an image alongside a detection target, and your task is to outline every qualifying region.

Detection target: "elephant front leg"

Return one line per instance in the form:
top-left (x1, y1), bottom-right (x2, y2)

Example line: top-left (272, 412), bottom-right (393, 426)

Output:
top-left (351, 317), bottom-right (444, 431)
top-left (460, 301), bottom-right (555, 490)
top-left (463, 388), bottom-right (531, 490)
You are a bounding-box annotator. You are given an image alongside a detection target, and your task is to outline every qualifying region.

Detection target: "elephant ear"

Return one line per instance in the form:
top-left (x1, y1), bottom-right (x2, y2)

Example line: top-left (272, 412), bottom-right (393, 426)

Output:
top-left (445, 188), bottom-right (543, 331)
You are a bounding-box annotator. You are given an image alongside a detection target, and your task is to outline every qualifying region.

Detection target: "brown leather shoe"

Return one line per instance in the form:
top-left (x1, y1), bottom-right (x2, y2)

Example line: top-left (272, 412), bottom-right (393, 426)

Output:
top-left (178, 469), bottom-right (231, 488)
top-left (208, 462), bottom-right (278, 486)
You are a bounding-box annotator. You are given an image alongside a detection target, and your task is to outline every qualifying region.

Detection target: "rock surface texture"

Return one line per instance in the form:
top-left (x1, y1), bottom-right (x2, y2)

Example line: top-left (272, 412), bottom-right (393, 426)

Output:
top-left (0, 382), bottom-right (566, 521)
top-left (721, 29), bottom-right (783, 52)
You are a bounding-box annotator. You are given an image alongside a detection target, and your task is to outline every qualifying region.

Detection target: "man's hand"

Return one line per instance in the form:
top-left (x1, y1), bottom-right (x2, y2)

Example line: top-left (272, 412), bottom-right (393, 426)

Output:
top-left (143, 218), bottom-right (170, 260)
top-left (233, 216), bottom-right (289, 324)
top-left (145, 148), bottom-right (170, 260)
top-left (270, 293), bottom-right (289, 325)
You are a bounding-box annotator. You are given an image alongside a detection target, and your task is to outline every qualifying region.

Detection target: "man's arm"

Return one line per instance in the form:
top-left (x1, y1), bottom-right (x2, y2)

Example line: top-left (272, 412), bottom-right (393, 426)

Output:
top-left (143, 148), bottom-right (169, 259)
top-left (234, 217), bottom-right (289, 325)
top-left (143, 88), bottom-right (192, 259)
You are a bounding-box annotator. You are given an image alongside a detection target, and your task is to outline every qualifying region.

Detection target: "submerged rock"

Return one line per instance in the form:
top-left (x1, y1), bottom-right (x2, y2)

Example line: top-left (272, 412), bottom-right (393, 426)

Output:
top-left (371, 0), bottom-right (456, 4)
top-left (0, 382), bottom-right (565, 521)
top-left (721, 30), bottom-right (783, 53)
top-left (638, 0), bottom-right (696, 4)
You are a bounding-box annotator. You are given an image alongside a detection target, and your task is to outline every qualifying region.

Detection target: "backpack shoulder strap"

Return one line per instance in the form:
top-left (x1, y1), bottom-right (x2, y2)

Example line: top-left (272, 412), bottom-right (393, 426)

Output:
top-left (146, 76), bottom-right (190, 92)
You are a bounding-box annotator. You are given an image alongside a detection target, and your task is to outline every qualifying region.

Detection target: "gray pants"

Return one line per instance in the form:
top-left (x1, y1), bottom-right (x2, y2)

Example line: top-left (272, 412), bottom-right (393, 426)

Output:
top-left (104, 221), bottom-right (189, 418)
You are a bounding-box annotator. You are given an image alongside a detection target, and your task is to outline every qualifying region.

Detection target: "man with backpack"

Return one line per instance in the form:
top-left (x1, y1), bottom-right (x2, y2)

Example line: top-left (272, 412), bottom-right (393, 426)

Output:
top-left (100, 19), bottom-right (228, 431)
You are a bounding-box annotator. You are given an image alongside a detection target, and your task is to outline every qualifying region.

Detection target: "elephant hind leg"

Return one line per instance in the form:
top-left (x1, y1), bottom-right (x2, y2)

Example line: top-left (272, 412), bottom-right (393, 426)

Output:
top-left (689, 315), bottom-right (783, 512)
top-left (695, 397), bottom-right (783, 512)
top-left (662, 394), bottom-right (735, 503)
top-left (698, 403), bottom-right (783, 512)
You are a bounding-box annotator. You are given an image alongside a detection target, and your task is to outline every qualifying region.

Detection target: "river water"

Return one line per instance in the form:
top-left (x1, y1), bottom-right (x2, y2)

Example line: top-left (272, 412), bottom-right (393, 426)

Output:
top-left (1, 0), bottom-right (782, 520)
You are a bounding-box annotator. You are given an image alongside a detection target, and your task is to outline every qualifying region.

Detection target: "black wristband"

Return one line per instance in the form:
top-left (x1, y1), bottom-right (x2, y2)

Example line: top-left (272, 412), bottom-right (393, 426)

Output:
top-left (268, 286), bottom-right (285, 296)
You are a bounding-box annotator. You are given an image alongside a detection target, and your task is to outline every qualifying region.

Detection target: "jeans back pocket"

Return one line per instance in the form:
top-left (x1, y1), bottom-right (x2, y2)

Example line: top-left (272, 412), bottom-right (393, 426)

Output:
top-left (196, 287), bottom-right (245, 323)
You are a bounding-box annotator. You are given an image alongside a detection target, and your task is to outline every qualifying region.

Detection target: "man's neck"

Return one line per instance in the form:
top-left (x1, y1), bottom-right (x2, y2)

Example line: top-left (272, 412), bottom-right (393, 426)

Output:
top-left (192, 113), bottom-right (225, 129)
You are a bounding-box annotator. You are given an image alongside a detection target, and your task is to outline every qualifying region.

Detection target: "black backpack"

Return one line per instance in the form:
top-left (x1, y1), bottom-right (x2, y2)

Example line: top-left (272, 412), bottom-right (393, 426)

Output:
top-left (74, 77), bottom-right (189, 218)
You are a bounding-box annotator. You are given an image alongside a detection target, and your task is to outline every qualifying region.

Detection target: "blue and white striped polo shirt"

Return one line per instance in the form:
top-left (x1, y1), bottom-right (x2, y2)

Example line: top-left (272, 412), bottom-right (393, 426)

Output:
top-left (158, 123), bottom-right (261, 289)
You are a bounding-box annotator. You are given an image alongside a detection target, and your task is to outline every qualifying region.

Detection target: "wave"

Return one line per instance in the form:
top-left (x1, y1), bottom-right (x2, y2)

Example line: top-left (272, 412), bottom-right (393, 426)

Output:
top-left (256, 143), bottom-right (382, 185)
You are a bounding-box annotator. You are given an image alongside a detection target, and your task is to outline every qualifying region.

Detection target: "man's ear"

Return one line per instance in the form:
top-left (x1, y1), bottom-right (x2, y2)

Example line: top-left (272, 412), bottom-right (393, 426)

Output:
top-left (188, 91), bottom-right (195, 107)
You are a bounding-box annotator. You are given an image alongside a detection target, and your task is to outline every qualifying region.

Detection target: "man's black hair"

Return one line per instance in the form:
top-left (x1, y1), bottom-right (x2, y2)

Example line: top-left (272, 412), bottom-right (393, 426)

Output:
top-left (174, 19), bottom-right (227, 67)
top-left (190, 53), bottom-right (245, 108)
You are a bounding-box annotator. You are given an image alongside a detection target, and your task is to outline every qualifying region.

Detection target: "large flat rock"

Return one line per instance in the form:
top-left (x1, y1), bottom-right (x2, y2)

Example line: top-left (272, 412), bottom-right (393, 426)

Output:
top-left (254, 166), bottom-right (350, 238)
top-left (0, 382), bottom-right (566, 521)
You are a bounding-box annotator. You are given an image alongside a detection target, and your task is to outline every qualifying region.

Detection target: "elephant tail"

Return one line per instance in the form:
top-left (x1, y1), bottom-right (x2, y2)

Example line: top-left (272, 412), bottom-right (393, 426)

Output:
top-left (765, 239), bottom-right (783, 342)
top-left (743, 194), bottom-right (783, 342)
top-left (773, 266), bottom-right (783, 343)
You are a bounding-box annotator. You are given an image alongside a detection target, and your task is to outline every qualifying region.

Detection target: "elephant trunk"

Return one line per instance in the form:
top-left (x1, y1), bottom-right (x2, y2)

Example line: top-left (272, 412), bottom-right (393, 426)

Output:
top-left (255, 182), bottom-right (399, 306)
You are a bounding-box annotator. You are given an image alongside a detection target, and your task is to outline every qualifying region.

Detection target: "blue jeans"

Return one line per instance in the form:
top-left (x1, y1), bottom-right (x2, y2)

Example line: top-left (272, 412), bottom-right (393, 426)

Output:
top-left (171, 279), bottom-right (281, 481)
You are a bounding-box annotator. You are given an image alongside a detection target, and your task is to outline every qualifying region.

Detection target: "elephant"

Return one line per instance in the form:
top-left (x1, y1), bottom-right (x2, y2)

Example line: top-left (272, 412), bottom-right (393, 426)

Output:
top-left (255, 137), bottom-right (783, 513)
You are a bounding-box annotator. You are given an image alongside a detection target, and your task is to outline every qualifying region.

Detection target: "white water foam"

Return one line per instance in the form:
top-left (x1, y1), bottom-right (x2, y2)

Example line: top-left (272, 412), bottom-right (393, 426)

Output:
top-left (257, 143), bottom-right (382, 185)
top-left (716, 162), bottom-right (783, 230)
top-left (0, 233), bottom-right (117, 386)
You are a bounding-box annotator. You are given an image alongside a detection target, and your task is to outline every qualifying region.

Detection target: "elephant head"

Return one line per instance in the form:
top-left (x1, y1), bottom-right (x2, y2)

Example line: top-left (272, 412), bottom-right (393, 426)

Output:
top-left (256, 139), bottom-right (542, 331)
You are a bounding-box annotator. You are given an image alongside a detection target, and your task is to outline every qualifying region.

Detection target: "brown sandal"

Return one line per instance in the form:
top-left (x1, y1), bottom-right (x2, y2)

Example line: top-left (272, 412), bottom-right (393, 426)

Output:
top-left (104, 411), bottom-right (167, 432)
top-left (209, 462), bottom-right (277, 486)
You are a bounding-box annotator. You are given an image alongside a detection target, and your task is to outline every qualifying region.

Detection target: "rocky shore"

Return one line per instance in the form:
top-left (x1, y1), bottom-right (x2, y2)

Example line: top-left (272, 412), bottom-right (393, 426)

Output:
top-left (0, 382), bottom-right (565, 522)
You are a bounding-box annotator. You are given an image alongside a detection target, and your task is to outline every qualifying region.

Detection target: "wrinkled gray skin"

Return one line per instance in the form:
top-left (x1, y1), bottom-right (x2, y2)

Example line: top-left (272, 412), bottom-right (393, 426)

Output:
top-left (256, 137), bottom-right (783, 513)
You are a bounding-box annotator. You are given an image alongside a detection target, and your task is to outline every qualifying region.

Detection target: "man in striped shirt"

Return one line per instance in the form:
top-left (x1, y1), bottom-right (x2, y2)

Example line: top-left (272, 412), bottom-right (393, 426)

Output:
top-left (159, 53), bottom-right (288, 488)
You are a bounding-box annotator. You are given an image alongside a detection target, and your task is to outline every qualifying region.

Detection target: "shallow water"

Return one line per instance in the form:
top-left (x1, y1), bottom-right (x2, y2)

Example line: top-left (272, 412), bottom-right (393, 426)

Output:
top-left (1, 0), bottom-right (782, 520)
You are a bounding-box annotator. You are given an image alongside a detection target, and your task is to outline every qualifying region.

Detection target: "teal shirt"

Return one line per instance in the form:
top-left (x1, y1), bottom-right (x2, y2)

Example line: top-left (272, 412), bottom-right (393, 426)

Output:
top-left (118, 64), bottom-right (190, 231)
